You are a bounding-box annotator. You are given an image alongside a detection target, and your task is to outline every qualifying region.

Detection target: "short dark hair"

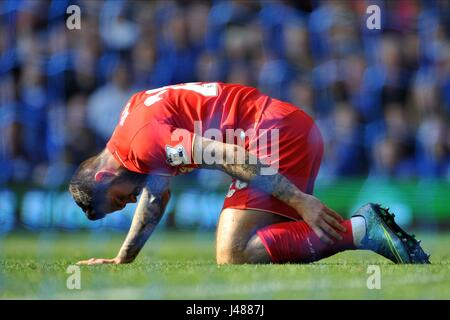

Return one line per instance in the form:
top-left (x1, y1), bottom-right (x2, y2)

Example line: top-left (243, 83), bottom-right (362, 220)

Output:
top-left (69, 153), bottom-right (107, 220)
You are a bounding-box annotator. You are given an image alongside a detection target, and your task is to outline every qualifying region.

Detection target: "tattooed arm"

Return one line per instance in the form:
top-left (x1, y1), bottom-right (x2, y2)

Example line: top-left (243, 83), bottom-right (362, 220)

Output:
top-left (115, 177), bottom-right (170, 263)
top-left (194, 136), bottom-right (346, 244)
top-left (76, 175), bottom-right (170, 265)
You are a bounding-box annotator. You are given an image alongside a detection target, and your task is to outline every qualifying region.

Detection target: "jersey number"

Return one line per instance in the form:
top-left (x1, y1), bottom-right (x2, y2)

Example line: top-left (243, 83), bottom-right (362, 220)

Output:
top-left (143, 82), bottom-right (219, 107)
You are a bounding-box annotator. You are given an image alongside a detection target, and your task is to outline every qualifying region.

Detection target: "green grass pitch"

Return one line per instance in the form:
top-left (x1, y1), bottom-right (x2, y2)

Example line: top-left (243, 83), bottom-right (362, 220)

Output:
top-left (1, 231), bottom-right (450, 299)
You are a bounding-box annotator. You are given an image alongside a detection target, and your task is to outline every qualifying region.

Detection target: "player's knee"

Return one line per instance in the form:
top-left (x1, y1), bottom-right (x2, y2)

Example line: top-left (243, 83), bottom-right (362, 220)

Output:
top-left (216, 241), bottom-right (246, 265)
top-left (243, 235), bottom-right (272, 264)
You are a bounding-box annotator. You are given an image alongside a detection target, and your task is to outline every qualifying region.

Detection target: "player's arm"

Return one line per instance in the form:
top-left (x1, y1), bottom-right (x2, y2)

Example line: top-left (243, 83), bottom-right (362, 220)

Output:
top-left (76, 175), bottom-right (170, 265)
top-left (194, 136), bottom-right (346, 244)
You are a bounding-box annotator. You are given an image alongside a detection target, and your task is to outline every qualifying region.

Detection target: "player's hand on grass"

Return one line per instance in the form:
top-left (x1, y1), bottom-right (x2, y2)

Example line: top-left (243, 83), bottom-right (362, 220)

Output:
top-left (297, 194), bottom-right (346, 244)
top-left (76, 257), bottom-right (125, 265)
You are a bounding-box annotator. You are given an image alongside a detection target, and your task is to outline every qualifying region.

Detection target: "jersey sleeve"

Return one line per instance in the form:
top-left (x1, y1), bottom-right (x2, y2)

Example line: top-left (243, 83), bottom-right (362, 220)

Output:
top-left (128, 121), bottom-right (197, 176)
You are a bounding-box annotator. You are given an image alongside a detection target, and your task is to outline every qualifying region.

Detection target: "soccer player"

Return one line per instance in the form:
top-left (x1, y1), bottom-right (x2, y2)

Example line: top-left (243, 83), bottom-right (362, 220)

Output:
top-left (69, 82), bottom-right (429, 265)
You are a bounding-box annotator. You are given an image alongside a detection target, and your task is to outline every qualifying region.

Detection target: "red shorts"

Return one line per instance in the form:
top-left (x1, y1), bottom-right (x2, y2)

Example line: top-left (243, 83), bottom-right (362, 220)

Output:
top-left (222, 100), bottom-right (324, 221)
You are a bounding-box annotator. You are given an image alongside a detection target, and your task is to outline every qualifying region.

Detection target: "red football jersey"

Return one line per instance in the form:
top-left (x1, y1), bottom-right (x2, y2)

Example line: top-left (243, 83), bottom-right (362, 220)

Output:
top-left (107, 82), bottom-right (281, 176)
top-left (107, 82), bottom-right (323, 220)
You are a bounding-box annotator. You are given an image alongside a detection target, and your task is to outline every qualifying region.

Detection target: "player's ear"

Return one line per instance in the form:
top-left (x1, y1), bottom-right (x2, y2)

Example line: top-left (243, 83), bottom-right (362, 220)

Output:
top-left (94, 170), bottom-right (117, 182)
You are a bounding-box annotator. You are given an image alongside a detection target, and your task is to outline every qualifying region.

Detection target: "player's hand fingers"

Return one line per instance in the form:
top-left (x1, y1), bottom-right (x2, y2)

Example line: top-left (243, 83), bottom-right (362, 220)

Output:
top-left (323, 213), bottom-right (346, 233)
top-left (76, 258), bottom-right (94, 265)
top-left (312, 225), bottom-right (333, 245)
top-left (76, 258), bottom-right (112, 265)
top-left (90, 259), bottom-right (115, 265)
top-left (320, 220), bottom-right (343, 241)
top-left (324, 207), bottom-right (344, 222)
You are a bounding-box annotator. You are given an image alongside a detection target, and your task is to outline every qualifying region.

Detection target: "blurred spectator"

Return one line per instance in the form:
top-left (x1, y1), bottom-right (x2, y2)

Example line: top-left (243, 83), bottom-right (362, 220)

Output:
top-left (99, 1), bottom-right (139, 51)
top-left (287, 76), bottom-right (314, 115)
top-left (321, 103), bottom-right (368, 178)
top-left (372, 137), bottom-right (401, 177)
top-left (86, 62), bottom-right (134, 143)
top-left (416, 115), bottom-right (450, 178)
top-left (65, 93), bottom-right (97, 166)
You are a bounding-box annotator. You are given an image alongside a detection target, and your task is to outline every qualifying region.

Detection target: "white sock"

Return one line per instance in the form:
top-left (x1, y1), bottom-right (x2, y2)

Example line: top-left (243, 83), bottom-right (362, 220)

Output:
top-left (351, 216), bottom-right (366, 248)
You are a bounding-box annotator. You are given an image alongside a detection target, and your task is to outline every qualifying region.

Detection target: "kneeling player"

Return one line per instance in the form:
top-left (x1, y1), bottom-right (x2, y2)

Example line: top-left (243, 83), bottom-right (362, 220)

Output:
top-left (69, 82), bottom-right (429, 265)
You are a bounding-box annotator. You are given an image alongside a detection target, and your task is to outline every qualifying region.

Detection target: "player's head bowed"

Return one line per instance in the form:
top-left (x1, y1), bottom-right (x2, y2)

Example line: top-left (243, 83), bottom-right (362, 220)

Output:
top-left (69, 149), bottom-right (147, 220)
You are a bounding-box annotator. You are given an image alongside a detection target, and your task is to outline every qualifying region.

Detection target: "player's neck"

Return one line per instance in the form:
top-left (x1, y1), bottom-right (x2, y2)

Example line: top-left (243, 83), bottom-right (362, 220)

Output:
top-left (101, 148), bottom-right (123, 172)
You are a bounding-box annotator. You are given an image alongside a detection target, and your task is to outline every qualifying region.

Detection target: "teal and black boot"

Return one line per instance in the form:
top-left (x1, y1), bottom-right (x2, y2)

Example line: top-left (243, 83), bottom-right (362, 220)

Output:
top-left (352, 203), bottom-right (430, 264)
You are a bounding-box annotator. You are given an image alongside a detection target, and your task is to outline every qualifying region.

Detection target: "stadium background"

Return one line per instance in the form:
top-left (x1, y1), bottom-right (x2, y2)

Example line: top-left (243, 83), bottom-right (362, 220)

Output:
top-left (0, 0), bottom-right (449, 234)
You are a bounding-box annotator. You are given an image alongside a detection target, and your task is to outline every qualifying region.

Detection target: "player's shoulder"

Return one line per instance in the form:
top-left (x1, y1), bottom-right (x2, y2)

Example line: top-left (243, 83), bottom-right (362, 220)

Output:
top-left (128, 90), bottom-right (148, 105)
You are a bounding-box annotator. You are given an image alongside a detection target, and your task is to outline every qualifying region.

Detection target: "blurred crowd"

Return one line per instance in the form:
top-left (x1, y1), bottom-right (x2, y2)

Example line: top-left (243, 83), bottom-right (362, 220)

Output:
top-left (0, 0), bottom-right (450, 188)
